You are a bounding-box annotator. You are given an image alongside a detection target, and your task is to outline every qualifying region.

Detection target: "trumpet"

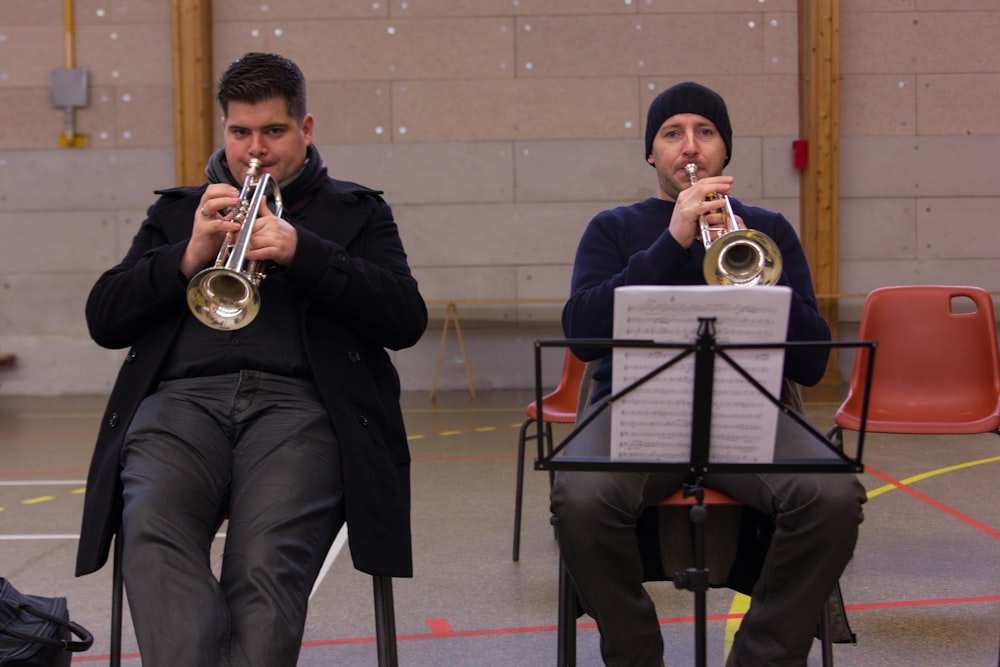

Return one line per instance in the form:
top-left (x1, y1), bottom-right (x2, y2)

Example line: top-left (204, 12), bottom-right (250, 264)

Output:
top-left (186, 158), bottom-right (283, 330)
top-left (684, 163), bottom-right (782, 287)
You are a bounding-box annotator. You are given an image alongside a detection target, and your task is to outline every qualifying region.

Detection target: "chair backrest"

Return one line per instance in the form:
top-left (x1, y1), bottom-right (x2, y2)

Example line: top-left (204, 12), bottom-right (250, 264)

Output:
top-left (526, 349), bottom-right (587, 423)
top-left (835, 285), bottom-right (1000, 434)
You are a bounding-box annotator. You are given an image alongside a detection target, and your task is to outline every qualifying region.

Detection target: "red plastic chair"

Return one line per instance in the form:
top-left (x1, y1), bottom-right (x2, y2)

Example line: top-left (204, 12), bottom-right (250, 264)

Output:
top-left (830, 285), bottom-right (1000, 444)
top-left (512, 349), bottom-right (587, 561)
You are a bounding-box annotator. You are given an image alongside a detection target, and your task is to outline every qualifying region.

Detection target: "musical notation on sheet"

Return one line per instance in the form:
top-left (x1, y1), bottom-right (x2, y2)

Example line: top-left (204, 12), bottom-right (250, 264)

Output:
top-left (610, 285), bottom-right (792, 463)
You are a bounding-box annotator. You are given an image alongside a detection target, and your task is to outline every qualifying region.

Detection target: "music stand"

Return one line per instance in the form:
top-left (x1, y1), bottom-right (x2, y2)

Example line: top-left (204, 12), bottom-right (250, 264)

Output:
top-left (534, 321), bottom-right (875, 667)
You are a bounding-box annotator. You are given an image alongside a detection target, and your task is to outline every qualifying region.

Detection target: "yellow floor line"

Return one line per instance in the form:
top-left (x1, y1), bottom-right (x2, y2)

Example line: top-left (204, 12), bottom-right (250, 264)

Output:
top-left (724, 456), bottom-right (999, 651)
top-left (725, 592), bottom-right (751, 657)
top-left (866, 455), bottom-right (1000, 499)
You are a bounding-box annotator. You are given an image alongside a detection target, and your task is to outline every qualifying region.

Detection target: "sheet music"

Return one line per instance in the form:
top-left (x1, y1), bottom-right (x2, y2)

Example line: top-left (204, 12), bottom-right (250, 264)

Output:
top-left (611, 285), bottom-right (791, 463)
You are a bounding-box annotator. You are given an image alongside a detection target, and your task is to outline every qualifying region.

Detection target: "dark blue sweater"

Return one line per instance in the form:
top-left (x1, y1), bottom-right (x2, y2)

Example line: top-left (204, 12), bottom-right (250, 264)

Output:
top-left (562, 197), bottom-right (831, 403)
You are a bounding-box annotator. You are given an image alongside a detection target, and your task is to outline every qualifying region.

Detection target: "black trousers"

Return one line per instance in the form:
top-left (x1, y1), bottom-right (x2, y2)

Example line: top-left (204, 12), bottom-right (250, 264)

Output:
top-left (119, 371), bottom-right (344, 667)
top-left (550, 404), bottom-right (867, 667)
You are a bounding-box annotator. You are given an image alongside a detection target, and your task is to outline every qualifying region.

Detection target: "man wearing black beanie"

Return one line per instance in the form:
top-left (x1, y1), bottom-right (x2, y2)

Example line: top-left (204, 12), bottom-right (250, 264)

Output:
top-left (552, 81), bottom-right (866, 666)
top-left (644, 81), bottom-right (733, 167)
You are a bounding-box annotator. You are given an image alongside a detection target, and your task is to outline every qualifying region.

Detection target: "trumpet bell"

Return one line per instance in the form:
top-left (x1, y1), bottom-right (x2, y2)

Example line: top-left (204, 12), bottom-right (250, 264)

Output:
top-left (703, 229), bottom-right (783, 287)
top-left (186, 266), bottom-right (261, 330)
top-left (186, 157), bottom-right (281, 330)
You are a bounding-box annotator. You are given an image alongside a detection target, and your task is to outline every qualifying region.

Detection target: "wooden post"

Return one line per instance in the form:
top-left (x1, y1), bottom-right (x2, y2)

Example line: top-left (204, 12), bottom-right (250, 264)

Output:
top-left (798, 0), bottom-right (843, 398)
top-left (171, 0), bottom-right (214, 186)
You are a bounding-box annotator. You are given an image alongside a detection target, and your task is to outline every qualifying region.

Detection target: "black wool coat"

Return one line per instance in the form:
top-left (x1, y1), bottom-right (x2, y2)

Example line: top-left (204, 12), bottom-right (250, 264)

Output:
top-left (76, 178), bottom-right (427, 578)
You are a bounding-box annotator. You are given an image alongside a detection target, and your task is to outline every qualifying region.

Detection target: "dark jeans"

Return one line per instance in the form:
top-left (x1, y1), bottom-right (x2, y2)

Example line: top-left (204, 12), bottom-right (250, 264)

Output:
top-left (550, 403), bottom-right (867, 667)
top-left (119, 371), bottom-right (344, 667)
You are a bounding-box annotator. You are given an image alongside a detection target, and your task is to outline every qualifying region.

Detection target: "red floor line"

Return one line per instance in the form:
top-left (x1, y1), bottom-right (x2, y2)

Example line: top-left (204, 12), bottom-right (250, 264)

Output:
top-left (424, 618), bottom-right (456, 635)
top-left (411, 455), bottom-right (513, 462)
top-left (71, 595), bottom-right (1000, 662)
top-left (845, 595), bottom-right (1000, 612)
top-left (865, 464), bottom-right (1000, 540)
top-left (301, 594), bottom-right (1000, 649)
top-left (74, 653), bottom-right (141, 663)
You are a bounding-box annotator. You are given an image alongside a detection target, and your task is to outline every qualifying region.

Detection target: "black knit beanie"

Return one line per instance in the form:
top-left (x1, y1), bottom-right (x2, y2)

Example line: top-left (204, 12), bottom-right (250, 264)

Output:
top-left (644, 82), bottom-right (732, 166)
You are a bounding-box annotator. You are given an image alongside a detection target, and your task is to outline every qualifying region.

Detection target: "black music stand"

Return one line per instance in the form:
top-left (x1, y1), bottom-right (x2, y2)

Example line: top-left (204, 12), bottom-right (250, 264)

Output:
top-left (534, 320), bottom-right (874, 667)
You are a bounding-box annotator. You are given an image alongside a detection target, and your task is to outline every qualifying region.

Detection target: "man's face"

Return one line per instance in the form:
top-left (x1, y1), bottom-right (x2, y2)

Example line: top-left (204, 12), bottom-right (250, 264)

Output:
top-left (222, 96), bottom-right (313, 186)
top-left (646, 113), bottom-right (728, 202)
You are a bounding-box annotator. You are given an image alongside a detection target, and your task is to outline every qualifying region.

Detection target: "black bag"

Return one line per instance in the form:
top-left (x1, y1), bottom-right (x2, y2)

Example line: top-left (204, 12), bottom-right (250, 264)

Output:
top-left (0, 578), bottom-right (93, 666)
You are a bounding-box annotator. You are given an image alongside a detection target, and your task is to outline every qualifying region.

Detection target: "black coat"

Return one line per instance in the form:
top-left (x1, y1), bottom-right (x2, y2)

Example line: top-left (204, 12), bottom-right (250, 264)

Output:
top-left (76, 178), bottom-right (427, 578)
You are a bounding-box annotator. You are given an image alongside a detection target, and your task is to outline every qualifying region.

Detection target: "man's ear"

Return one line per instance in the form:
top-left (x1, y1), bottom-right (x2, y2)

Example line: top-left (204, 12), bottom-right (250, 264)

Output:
top-left (647, 155), bottom-right (655, 166)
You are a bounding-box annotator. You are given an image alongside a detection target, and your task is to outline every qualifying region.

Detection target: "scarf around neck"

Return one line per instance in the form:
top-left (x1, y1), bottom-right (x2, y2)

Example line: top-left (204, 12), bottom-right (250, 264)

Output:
top-left (204, 144), bottom-right (328, 217)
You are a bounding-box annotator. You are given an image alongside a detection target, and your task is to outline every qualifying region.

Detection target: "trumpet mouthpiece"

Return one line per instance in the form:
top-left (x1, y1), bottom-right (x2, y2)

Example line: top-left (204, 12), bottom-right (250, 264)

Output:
top-left (684, 163), bottom-right (698, 184)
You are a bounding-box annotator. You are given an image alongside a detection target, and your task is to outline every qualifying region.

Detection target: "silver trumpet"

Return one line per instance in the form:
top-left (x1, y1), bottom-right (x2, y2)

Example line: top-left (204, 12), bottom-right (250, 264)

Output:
top-left (186, 158), bottom-right (283, 330)
top-left (684, 163), bottom-right (782, 286)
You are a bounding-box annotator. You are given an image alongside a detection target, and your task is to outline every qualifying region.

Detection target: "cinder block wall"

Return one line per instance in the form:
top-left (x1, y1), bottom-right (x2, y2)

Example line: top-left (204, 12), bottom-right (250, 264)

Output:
top-left (0, 0), bottom-right (997, 395)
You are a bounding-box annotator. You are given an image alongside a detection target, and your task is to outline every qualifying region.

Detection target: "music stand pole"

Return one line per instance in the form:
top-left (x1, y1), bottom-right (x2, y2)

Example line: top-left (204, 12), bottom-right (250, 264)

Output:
top-left (670, 318), bottom-right (718, 667)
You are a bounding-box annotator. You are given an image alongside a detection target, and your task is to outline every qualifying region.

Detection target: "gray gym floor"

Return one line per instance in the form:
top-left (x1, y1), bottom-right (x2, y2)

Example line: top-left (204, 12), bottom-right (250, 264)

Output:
top-left (2, 389), bottom-right (997, 666)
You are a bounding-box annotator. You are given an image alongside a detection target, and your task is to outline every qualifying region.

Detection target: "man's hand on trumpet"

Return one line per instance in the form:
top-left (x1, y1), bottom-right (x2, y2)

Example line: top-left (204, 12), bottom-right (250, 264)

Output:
top-left (181, 186), bottom-right (298, 279)
top-left (667, 172), bottom-right (744, 249)
top-left (181, 183), bottom-right (241, 279)
top-left (243, 202), bottom-right (299, 267)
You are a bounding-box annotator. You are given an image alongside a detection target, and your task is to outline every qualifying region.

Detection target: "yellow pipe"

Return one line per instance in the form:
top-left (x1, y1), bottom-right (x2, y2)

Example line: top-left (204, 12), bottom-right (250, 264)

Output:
top-left (59, 0), bottom-right (87, 147)
top-left (64, 0), bottom-right (74, 69)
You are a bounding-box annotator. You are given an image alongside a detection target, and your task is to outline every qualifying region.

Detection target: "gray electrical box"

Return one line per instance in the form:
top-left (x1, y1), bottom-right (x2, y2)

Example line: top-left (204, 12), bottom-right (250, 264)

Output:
top-left (50, 68), bottom-right (89, 108)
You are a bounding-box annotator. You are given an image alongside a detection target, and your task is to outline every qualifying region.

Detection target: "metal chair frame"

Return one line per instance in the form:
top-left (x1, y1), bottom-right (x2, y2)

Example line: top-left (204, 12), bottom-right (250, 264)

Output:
top-left (512, 349), bottom-right (587, 561)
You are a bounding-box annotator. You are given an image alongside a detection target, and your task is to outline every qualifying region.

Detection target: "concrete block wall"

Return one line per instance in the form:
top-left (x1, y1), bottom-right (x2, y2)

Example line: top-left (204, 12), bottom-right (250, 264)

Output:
top-left (0, 0), bottom-right (997, 395)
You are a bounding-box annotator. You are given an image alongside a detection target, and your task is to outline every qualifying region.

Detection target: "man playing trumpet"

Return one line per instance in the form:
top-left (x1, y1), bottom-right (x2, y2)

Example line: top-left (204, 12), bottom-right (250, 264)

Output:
top-left (552, 81), bottom-right (867, 666)
top-left (76, 52), bottom-right (427, 667)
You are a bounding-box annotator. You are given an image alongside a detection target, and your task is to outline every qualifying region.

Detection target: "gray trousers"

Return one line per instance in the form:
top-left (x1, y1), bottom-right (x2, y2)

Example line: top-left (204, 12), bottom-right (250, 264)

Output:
top-left (119, 371), bottom-right (344, 667)
top-left (550, 404), bottom-right (867, 667)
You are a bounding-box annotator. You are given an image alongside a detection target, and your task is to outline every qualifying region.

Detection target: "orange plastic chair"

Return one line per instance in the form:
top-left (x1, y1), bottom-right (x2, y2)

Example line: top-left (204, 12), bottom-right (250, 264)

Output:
top-left (512, 348), bottom-right (587, 561)
top-left (830, 285), bottom-right (1000, 444)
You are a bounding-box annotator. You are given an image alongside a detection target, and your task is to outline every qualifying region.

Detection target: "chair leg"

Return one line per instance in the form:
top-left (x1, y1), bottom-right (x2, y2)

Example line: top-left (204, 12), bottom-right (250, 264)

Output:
top-left (111, 530), bottom-right (124, 667)
top-left (373, 575), bottom-right (398, 667)
top-left (544, 422), bottom-right (558, 545)
top-left (819, 600), bottom-right (834, 667)
top-left (542, 421), bottom-right (555, 488)
top-left (513, 418), bottom-right (534, 561)
top-left (557, 556), bottom-right (577, 667)
top-left (825, 424), bottom-right (843, 450)
top-left (514, 419), bottom-right (557, 561)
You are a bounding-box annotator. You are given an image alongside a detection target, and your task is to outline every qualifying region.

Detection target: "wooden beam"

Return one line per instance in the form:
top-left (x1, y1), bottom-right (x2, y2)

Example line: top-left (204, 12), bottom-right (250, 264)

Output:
top-left (171, 0), bottom-right (214, 186)
top-left (798, 0), bottom-right (842, 394)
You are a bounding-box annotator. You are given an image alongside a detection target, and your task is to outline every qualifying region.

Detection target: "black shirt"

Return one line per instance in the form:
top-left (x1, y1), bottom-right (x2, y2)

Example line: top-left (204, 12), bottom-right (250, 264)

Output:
top-left (160, 267), bottom-right (312, 380)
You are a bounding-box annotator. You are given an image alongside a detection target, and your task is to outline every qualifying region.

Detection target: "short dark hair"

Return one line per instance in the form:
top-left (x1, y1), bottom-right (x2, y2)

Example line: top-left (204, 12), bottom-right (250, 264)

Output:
top-left (216, 52), bottom-right (307, 122)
